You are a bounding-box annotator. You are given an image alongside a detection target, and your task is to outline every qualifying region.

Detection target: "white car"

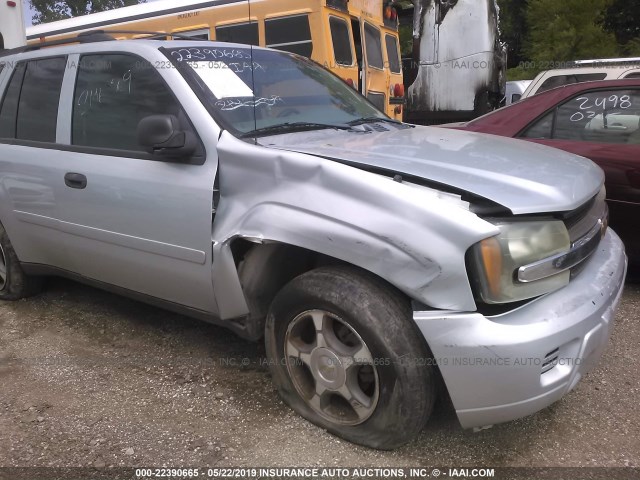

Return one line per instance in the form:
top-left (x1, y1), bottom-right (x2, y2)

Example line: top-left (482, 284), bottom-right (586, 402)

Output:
top-left (523, 59), bottom-right (640, 99)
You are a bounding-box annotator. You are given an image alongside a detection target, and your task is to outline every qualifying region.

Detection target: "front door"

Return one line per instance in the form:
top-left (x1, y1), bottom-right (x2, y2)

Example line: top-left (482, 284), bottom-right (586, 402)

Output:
top-left (56, 52), bottom-right (218, 313)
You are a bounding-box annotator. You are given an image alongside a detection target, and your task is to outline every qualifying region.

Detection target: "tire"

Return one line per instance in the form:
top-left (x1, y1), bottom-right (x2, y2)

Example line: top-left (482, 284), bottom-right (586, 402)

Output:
top-left (265, 266), bottom-right (436, 449)
top-left (0, 222), bottom-right (43, 300)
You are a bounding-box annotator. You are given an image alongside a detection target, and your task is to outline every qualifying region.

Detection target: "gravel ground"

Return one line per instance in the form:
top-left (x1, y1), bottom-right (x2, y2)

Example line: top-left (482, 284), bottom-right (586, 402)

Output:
top-left (0, 276), bottom-right (639, 470)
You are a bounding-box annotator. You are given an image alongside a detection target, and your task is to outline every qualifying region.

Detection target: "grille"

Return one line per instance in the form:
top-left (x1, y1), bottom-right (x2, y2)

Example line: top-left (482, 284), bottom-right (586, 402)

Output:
top-left (565, 187), bottom-right (607, 243)
top-left (565, 187), bottom-right (608, 279)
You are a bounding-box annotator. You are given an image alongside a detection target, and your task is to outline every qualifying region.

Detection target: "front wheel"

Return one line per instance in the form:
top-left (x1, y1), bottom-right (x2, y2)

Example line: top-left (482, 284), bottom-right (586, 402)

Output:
top-left (265, 266), bottom-right (436, 449)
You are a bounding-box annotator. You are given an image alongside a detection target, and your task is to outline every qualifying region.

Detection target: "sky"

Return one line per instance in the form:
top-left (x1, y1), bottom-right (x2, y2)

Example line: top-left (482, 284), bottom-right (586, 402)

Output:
top-left (23, 0), bottom-right (33, 25)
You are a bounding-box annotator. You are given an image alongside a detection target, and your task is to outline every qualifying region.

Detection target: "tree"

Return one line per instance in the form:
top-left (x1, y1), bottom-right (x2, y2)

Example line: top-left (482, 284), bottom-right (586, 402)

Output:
top-left (602, 0), bottom-right (640, 55)
top-left (525, 0), bottom-right (618, 63)
top-left (29, 0), bottom-right (145, 25)
top-left (497, 0), bottom-right (529, 69)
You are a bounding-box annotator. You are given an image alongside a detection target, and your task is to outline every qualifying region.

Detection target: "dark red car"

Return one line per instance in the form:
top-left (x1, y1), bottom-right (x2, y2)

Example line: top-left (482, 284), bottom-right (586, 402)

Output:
top-left (450, 79), bottom-right (640, 264)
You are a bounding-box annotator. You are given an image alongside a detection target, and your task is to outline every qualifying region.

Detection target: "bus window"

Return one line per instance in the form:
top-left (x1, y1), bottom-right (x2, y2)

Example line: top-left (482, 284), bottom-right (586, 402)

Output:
top-left (265, 14), bottom-right (313, 58)
top-left (363, 23), bottom-right (383, 69)
top-left (385, 34), bottom-right (401, 74)
top-left (329, 17), bottom-right (353, 66)
top-left (0, 33), bottom-right (4, 50)
top-left (215, 22), bottom-right (258, 45)
top-left (176, 28), bottom-right (210, 40)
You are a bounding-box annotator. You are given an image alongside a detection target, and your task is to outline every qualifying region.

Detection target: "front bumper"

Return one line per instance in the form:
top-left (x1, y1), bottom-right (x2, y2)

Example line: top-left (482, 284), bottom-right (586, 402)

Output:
top-left (414, 229), bottom-right (627, 429)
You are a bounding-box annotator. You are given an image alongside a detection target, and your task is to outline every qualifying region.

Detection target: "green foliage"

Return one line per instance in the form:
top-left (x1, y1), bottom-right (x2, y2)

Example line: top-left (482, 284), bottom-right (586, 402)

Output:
top-left (398, 24), bottom-right (413, 57)
top-left (497, 0), bottom-right (529, 68)
top-left (626, 38), bottom-right (640, 57)
top-left (602, 0), bottom-right (640, 55)
top-left (525, 0), bottom-right (618, 63)
top-left (506, 65), bottom-right (539, 81)
top-left (29, 0), bottom-right (145, 25)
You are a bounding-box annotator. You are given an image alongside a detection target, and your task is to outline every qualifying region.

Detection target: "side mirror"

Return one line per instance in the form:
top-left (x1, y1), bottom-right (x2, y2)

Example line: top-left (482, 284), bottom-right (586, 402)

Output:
top-left (137, 114), bottom-right (196, 160)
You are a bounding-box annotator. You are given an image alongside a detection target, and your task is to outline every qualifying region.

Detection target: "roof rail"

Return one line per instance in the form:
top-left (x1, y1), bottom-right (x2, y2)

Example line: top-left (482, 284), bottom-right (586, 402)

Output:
top-left (0, 29), bottom-right (201, 58)
top-left (0, 30), bottom-right (114, 57)
top-left (101, 30), bottom-right (201, 40)
top-left (568, 58), bottom-right (640, 68)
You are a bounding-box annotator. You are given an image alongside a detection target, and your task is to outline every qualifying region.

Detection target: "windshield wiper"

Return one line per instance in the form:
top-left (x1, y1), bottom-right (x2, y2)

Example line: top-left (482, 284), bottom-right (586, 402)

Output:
top-left (240, 122), bottom-right (354, 138)
top-left (347, 116), bottom-right (405, 127)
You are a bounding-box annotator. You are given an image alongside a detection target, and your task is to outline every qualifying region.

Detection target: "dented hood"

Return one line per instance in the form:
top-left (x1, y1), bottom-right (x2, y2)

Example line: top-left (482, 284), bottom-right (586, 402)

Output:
top-left (263, 126), bottom-right (604, 215)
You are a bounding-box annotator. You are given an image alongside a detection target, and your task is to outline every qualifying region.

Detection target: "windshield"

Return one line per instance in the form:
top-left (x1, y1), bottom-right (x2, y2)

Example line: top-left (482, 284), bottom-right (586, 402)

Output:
top-left (164, 45), bottom-right (387, 136)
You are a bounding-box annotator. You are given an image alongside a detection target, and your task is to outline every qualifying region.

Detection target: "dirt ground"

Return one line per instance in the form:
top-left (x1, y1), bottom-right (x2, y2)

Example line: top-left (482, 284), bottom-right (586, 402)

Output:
top-left (0, 277), bottom-right (639, 470)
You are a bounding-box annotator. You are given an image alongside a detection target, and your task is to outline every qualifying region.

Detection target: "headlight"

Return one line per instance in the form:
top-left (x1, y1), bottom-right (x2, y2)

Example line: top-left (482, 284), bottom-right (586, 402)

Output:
top-left (470, 220), bottom-right (571, 304)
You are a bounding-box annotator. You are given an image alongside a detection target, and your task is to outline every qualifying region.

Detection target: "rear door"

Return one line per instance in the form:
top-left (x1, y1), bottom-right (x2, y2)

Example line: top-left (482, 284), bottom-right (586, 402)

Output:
top-left (55, 51), bottom-right (219, 313)
top-left (0, 56), bottom-right (75, 270)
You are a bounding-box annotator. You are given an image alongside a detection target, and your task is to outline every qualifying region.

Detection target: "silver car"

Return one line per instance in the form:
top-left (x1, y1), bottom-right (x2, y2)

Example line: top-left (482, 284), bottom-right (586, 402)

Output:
top-left (0, 37), bottom-right (626, 449)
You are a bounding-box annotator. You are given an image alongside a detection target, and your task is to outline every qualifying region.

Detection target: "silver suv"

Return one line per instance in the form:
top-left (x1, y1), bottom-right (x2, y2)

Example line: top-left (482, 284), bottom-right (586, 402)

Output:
top-left (0, 35), bottom-right (627, 449)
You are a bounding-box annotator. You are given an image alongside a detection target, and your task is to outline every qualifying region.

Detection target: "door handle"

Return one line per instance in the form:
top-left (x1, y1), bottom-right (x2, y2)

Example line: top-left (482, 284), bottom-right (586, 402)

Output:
top-left (64, 173), bottom-right (87, 189)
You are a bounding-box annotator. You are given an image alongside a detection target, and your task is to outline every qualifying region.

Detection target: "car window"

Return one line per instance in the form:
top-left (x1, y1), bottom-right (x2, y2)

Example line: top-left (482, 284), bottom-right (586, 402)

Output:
top-left (521, 90), bottom-right (640, 144)
top-left (538, 73), bottom-right (607, 94)
top-left (363, 23), bottom-right (383, 69)
top-left (0, 63), bottom-right (25, 138)
top-left (166, 46), bottom-right (386, 135)
top-left (216, 22), bottom-right (258, 45)
top-left (521, 110), bottom-right (554, 139)
top-left (546, 90), bottom-right (640, 144)
top-left (329, 17), bottom-right (353, 66)
top-left (72, 54), bottom-right (183, 152)
top-left (385, 34), bottom-right (401, 74)
top-left (16, 57), bottom-right (67, 143)
top-left (520, 90), bottom-right (640, 144)
top-left (265, 15), bottom-right (313, 58)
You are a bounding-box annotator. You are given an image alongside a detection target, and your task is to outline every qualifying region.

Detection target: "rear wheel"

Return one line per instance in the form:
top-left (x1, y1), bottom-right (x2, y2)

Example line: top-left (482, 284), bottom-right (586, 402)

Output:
top-left (0, 223), bottom-right (43, 300)
top-left (265, 266), bottom-right (436, 449)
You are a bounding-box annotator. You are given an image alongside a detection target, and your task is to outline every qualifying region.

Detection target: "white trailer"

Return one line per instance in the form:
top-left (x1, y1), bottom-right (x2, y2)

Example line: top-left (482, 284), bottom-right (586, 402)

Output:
top-left (0, 0), bottom-right (27, 50)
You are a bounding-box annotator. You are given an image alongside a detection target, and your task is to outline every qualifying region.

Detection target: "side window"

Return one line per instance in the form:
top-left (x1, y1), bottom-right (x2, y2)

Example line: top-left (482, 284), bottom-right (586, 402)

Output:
top-left (537, 73), bottom-right (607, 94)
top-left (0, 63), bottom-right (26, 138)
top-left (554, 90), bottom-right (640, 144)
top-left (329, 17), bottom-right (353, 66)
top-left (0, 33), bottom-right (4, 50)
top-left (385, 34), bottom-right (401, 74)
top-left (521, 110), bottom-right (554, 139)
top-left (17, 57), bottom-right (67, 143)
top-left (265, 15), bottom-right (313, 58)
top-left (624, 72), bottom-right (640, 79)
top-left (363, 23), bottom-right (383, 69)
top-left (72, 54), bottom-right (182, 152)
top-left (215, 22), bottom-right (258, 45)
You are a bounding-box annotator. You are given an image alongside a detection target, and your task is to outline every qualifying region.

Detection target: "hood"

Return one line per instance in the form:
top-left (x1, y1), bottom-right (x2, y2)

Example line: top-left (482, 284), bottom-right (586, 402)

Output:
top-left (262, 126), bottom-right (604, 215)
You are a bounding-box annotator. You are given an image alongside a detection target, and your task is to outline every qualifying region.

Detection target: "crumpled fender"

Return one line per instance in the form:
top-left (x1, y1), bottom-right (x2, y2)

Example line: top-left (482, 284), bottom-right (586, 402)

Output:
top-left (212, 131), bottom-right (497, 320)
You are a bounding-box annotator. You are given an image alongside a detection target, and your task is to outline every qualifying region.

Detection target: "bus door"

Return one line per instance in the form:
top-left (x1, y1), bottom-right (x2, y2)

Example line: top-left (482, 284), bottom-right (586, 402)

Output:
top-left (360, 21), bottom-right (387, 112)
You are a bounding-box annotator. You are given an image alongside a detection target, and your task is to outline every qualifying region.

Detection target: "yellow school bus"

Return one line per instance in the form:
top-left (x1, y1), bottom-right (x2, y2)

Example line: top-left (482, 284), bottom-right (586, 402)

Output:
top-left (26, 0), bottom-right (404, 119)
